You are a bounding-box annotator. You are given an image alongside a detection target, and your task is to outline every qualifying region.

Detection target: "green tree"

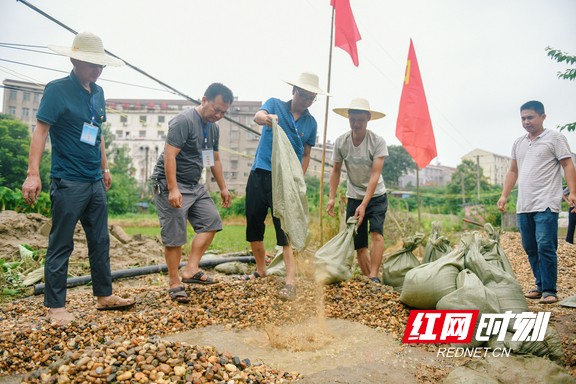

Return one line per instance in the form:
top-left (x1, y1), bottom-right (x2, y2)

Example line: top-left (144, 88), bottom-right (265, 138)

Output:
top-left (546, 47), bottom-right (575, 132)
top-left (445, 159), bottom-right (492, 211)
top-left (382, 145), bottom-right (416, 188)
top-left (0, 114), bottom-right (30, 190)
top-left (106, 145), bottom-right (140, 214)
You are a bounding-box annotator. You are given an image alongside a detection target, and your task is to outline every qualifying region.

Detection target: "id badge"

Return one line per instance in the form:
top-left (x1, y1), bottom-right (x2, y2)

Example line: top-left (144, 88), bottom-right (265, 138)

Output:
top-left (80, 123), bottom-right (98, 146)
top-left (202, 149), bottom-right (215, 167)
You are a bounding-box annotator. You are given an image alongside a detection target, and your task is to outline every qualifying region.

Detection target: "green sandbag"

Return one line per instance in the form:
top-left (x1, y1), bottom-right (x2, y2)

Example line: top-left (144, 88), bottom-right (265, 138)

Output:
top-left (313, 217), bottom-right (358, 284)
top-left (271, 119), bottom-right (309, 252)
top-left (422, 221), bottom-right (452, 264)
top-left (399, 244), bottom-right (466, 309)
top-left (480, 223), bottom-right (516, 279)
top-left (266, 246), bottom-right (286, 276)
top-left (381, 233), bottom-right (423, 291)
top-left (436, 269), bottom-right (501, 347)
top-left (463, 233), bottom-right (528, 322)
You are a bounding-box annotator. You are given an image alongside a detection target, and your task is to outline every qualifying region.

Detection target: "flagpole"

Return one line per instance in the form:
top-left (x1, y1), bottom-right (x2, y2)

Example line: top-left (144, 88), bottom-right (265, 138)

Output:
top-left (319, 6), bottom-right (336, 245)
top-left (416, 167), bottom-right (422, 230)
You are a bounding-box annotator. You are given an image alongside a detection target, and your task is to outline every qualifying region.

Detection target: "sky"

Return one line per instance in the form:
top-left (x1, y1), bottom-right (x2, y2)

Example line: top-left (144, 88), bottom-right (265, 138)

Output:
top-left (1, 0), bottom-right (575, 168)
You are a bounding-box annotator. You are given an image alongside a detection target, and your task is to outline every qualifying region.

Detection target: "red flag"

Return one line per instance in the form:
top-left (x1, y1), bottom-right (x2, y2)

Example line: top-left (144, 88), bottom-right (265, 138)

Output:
top-left (396, 39), bottom-right (437, 169)
top-left (331, 0), bottom-right (361, 66)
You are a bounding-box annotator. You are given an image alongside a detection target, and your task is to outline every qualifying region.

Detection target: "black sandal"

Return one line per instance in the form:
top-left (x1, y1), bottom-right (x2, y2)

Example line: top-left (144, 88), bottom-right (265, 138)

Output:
top-left (240, 271), bottom-right (263, 282)
top-left (168, 286), bottom-right (190, 303)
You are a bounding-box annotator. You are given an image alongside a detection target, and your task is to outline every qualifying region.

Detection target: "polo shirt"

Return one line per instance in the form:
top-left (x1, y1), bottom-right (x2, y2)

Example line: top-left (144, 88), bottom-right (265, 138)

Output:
top-left (36, 71), bottom-right (107, 182)
top-left (151, 108), bottom-right (219, 186)
top-left (252, 98), bottom-right (317, 171)
top-left (513, 128), bottom-right (572, 213)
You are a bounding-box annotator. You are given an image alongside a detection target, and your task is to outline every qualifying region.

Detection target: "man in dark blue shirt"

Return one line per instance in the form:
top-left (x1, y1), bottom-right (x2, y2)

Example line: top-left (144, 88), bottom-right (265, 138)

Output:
top-left (22, 32), bottom-right (134, 325)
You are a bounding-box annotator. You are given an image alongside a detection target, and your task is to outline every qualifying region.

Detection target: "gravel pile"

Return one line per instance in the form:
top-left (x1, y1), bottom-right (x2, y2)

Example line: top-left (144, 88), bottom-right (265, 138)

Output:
top-left (0, 231), bottom-right (574, 383)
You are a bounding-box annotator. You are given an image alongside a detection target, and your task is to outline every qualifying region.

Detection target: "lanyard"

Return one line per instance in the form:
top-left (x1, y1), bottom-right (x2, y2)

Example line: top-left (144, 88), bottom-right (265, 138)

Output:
top-left (195, 110), bottom-right (209, 149)
top-left (289, 112), bottom-right (299, 136)
top-left (81, 91), bottom-right (95, 124)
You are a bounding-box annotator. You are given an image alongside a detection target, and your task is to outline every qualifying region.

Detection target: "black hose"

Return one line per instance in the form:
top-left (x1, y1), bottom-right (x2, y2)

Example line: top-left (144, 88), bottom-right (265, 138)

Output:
top-left (33, 256), bottom-right (255, 295)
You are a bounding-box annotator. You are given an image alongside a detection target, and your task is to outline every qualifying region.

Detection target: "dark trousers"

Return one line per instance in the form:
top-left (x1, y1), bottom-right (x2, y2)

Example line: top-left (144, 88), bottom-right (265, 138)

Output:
top-left (44, 179), bottom-right (112, 308)
top-left (567, 207), bottom-right (576, 244)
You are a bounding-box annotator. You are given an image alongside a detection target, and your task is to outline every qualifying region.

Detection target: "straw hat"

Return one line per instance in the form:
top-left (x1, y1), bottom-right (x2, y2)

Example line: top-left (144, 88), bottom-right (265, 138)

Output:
top-left (333, 98), bottom-right (386, 120)
top-left (284, 72), bottom-right (330, 96)
top-left (48, 32), bottom-right (124, 67)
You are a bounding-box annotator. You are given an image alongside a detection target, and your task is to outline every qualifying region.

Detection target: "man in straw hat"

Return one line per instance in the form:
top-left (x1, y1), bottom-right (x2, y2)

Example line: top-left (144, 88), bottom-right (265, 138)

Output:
top-left (243, 72), bottom-right (328, 300)
top-left (22, 32), bottom-right (134, 325)
top-left (327, 98), bottom-right (389, 284)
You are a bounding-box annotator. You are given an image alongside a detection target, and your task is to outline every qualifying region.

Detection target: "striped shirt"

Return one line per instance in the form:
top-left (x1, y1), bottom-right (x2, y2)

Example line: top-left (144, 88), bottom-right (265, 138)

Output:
top-left (512, 129), bottom-right (572, 213)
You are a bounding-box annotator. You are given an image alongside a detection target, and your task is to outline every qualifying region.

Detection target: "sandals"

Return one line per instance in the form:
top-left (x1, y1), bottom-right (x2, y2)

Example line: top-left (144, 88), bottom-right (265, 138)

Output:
top-left (524, 290), bottom-right (542, 299)
top-left (539, 295), bottom-right (558, 304)
top-left (182, 271), bottom-right (218, 285)
top-left (369, 277), bottom-right (381, 284)
top-left (240, 271), bottom-right (264, 281)
top-left (276, 284), bottom-right (296, 301)
top-left (168, 286), bottom-right (190, 303)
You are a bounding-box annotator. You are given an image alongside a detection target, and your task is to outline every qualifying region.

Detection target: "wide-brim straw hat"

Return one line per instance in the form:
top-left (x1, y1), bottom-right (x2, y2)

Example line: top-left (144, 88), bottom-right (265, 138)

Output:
top-left (48, 32), bottom-right (124, 67)
top-left (333, 98), bottom-right (386, 120)
top-left (284, 72), bottom-right (330, 96)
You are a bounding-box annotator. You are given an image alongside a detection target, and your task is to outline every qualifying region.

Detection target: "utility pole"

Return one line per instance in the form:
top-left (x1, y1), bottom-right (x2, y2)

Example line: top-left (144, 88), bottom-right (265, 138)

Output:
top-left (476, 155), bottom-right (481, 203)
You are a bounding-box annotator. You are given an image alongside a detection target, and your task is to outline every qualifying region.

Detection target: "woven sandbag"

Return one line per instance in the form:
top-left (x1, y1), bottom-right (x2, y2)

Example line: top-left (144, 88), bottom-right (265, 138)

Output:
top-left (271, 119), bottom-right (308, 251)
top-left (463, 233), bottom-right (528, 326)
top-left (422, 222), bottom-right (452, 264)
top-left (488, 328), bottom-right (564, 362)
top-left (436, 269), bottom-right (501, 347)
top-left (399, 245), bottom-right (466, 309)
top-left (381, 233), bottom-right (423, 291)
top-left (480, 223), bottom-right (516, 279)
top-left (314, 217), bottom-right (357, 284)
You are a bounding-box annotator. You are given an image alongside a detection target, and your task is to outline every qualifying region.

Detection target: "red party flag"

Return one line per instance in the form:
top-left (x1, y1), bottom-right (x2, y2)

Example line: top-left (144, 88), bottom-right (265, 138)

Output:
top-left (331, 0), bottom-right (361, 66)
top-left (396, 39), bottom-right (437, 169)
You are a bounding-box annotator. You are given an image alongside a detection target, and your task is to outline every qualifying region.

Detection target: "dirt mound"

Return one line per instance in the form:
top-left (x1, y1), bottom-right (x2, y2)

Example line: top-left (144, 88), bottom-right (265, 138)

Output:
top-left (0, 210), bottom-right (165, 269)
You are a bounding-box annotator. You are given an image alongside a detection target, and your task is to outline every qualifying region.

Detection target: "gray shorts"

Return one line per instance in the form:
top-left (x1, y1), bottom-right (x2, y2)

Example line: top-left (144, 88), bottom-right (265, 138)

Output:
top-left (154, 181), bottom-right (222, 247)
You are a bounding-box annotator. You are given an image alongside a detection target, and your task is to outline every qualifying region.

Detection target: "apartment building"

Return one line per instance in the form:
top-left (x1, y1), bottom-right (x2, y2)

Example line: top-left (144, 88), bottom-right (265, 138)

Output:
top-left (461, 148), bottom-right (512, 186)
top-left (2, 79), bottom-right (44, 134)
top-left (399, 163), bottom-right (456, 188)
top-left (105, 98), bottom-right (263, 193)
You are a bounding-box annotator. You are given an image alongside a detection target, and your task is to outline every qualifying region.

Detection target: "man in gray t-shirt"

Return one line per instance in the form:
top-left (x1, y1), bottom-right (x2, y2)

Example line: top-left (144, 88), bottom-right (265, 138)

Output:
top-left (151, 83), bottom-right (233, 303)
top-left (498, 100), bottom-right (576, 304)
top-left (327, 98), bottom-right (388, 284)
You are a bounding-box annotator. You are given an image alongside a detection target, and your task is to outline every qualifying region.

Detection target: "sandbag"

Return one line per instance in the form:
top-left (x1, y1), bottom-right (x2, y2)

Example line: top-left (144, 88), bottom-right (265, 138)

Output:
top-left (271, 119), bottom-right (309, 251)
top-left (266, 246), bottom-right (286, 276)
top-left (381, 233), bottom-right (423, 291)
top-left (422, 221), bottom-right (452, 264)
top-left (488, 328), bottom-right (564, 362)
top-left (480, 223), bottom-right (516, 279)
top-left (463, 233), bottom-right (528, 321)
top-left (436, 269), bottom-right (501, 347)
top-left (313, 217), bottom-right (358, 284)
top-left (399, 245), bottom-right (466, 309)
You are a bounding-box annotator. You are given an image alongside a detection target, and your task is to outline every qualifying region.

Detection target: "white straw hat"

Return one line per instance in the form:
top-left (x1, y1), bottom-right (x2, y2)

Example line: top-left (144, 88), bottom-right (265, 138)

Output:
top-left (333, 98), bottom-right (386, 120)
top-left (284, 72), bottom-right (330, 96)
top-left (48, 32), bottom-right (124, 67)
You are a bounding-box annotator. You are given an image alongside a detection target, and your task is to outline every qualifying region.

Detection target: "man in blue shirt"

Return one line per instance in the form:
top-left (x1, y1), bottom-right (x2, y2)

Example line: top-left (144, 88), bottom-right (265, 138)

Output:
top-left (244, 72), bottom-right (328, 300)
top-left (22, 32), bottom-right (134, 325)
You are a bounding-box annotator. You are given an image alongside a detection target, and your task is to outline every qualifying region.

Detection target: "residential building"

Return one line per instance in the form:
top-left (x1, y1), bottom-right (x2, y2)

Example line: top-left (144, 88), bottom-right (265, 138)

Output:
top-left (2, 79), bottom-right (44, 134)
top-left (105, 98), bottom-right (263, 193)
top-left (461, 148), bottom-right (512, 186)
top-left (399, 163), bottom-right (456, 188)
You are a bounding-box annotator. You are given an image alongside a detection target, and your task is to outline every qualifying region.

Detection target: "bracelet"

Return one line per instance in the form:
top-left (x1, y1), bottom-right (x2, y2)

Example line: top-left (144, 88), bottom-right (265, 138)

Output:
top-left (102, 169), bottom-right (110, 173)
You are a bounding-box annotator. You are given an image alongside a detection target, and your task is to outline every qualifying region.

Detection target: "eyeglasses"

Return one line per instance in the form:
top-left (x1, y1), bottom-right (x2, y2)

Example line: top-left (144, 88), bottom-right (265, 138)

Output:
top-left (296, 88), bottom-right (317, 103)
top-left (87, 62), bottom-right (106, 70)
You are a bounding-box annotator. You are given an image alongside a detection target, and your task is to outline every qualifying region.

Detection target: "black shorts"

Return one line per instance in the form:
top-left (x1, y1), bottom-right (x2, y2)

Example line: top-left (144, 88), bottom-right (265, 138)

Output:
top-left (346, 194), bottom-right (388, 250)
top-left (245, 169), bottom-right (288, 246)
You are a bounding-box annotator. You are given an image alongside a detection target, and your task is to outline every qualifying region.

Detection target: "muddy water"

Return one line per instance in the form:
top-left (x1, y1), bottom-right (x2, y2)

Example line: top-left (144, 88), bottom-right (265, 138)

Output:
top-left (164, 318), bottom-right (437, 383)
